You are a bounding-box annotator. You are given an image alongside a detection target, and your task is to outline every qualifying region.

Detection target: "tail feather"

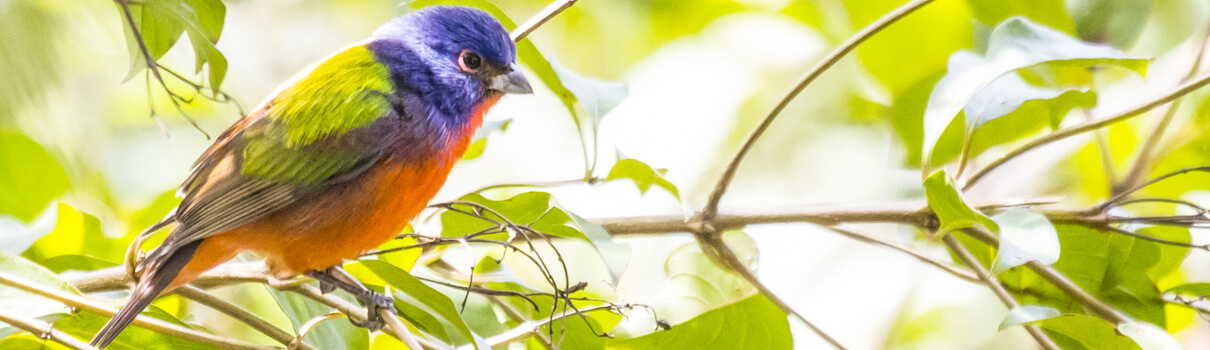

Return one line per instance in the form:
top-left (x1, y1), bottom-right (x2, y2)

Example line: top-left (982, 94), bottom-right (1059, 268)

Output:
top-left (90, 240), bottom-right (201, 348)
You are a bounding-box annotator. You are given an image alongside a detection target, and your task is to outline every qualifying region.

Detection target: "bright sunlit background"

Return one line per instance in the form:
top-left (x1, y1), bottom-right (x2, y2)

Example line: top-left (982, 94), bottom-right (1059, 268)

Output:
top-left (5, 0), bottom-right (1210, 349)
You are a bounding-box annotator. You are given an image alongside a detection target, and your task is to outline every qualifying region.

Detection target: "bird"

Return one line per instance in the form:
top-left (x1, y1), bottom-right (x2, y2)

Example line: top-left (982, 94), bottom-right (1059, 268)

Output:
top-left (90, 5), bottom-right (532, 348)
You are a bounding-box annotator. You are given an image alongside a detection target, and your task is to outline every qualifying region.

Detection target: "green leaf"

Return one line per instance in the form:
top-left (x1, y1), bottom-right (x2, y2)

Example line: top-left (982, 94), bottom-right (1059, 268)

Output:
top-left (0, 204), bottom-right (58, 256)
top-left (549, 61), bottom-right (628, 123)
top-left (462, 119), bottom-right (511, 161)
top-left (359, 260), bottom-right (479, 350)
top-left (23, 204), bottom-right (113, 265)
top-left (1066, 0), bottom-right (1151, 48)
top-left (1117, 321), bottom-right (1182, 350)
top-left (922, 16), bottom-right (1148, 167)
top-left (39, 255), bottom-right (119, 273)
top-left (1001, 225), bottom-right (1168, 327)
top-left (991, 208), bottom-right (1060, 274)
top-left (0, 251), bottom-right (78, 320)
top-left (441, 192), bottom-right (591, 243)
top-left (118, 0), bottom-right (228, 89)
top-left (999, 304), bottom-right (1061, 330)
top-left (1165, 283), bottom-right (1210, 297)
top-left (608, 294), bottom-right (792, 349)
top-left (120, 0), bottom-right (185, 80)
top-left (963, 63), bottom-right (1097, 132)
top-left (1038, 315), bottom-right (1141, 350)
top-left (50, 311), bottom-right (222, 350)
top-left (0, 336), bottom-right (58, 350)
top-left (966, 0), bottom-right (1076, 35)
top-left (569, 213), bottom-right (631, 284)
top-left (923, 170), bottom-right (998, 237)
top-left (264, 285), bottom-right (369, 350)
top-left (605, 158), bottom-right (681, 201)
top-left (0, 132), bottom-right (69, 223)
top-left (1138, 226), bottom-right (1190, 281)
top-left (651, 231), bottom-right (758, 325)
top-left (392, 297), bottom-right (450, 343)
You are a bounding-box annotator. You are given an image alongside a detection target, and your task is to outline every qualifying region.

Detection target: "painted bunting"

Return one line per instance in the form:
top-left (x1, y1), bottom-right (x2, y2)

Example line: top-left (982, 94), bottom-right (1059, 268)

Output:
top-left (90, 6), bottom-right (531, 348)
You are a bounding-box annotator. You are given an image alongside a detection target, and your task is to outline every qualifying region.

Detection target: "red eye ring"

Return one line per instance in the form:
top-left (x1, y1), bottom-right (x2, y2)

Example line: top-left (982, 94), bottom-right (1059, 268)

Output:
top-left (458, 49), bottom-right (483, 73)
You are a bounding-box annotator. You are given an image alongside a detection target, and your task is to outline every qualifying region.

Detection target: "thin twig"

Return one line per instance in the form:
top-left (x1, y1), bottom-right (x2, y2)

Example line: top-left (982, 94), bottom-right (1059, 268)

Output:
top-left (0, 271), bottom-right (278, 350)
top-left (1088, 110), bottom-right (1119, 188)
top-left (481, 304), bottom-right (615, 348)
top-left (942, 235), bottom-right (1059, 350)
top-left (510, 0), bottom-right (578, 42)
top-left (826, 226), bottom-right (979, 283)
top-left (1101, 166), bottom-right (1210, 210)
top-left (114, 0), bottom-right (211, 139)
top-left (0, 310), bottom-right (99, 350)
top-left (696, 234), bottom-right (847, 349)
top-left (1117, 27), bottom-right (1210, 194)
top-left (469, 178), bottom-right (595, 195)
top-left (486, 296), bottom-right (553, 348)
top-left (174, 286), bottom-right (311, 350)
top-left (964, 71), bottom-right (1210, 190)
top-left (701, 0), bottom-right (938, 223)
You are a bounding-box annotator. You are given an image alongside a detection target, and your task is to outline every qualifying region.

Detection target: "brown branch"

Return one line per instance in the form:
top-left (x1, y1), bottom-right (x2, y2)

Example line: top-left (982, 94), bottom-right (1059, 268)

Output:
top-left (942, 235), bottom-right (1059, 350)
top-left (0, 310), bottom-right (99, 350)
top-left (0, 271), bottom-right (278, 350)
top-left (173, 286), bottom-right (310, 350)
top-left (964, 71), bottom-right (1210, 190)
top-left (600, 199), bottom-right (1063, 235)
top-left (510, 0), bottom-right (577, 42)
top-left (701, 0), bottom-right (938, 223)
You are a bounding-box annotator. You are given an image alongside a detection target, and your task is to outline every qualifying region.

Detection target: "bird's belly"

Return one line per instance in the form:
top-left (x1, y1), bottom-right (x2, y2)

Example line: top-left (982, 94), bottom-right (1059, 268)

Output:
top-left (195, 157), bottom-right (456, 279)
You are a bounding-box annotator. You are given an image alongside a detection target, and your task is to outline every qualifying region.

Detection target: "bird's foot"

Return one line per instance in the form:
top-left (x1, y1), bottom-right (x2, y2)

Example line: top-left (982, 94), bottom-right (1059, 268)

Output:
top-left (349, 290), bottom-right (395, 331)
top-left (306, 266), bottom-right (397, 331)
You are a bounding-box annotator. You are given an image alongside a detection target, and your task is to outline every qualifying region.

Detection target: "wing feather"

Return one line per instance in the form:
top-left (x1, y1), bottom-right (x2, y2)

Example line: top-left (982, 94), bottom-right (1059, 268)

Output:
top-left (148, 43), bottom-right (398, 258)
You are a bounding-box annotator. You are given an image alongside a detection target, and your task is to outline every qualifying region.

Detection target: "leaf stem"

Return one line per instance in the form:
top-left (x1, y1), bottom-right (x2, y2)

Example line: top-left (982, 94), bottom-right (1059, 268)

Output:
top-left (941, 234), bottom-right (1059, 350)
top-left (174, 286), bottom-right (311, 350)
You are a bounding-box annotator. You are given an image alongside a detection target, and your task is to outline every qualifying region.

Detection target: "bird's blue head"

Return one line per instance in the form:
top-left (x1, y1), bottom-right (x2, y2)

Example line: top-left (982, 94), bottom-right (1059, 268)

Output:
top-left (369, 6), bottom-right (531, 122)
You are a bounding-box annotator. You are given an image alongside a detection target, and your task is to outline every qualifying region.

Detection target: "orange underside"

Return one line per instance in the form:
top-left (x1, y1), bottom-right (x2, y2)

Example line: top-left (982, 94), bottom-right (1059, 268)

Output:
top-left (166, 95), bottom-right (498, 290)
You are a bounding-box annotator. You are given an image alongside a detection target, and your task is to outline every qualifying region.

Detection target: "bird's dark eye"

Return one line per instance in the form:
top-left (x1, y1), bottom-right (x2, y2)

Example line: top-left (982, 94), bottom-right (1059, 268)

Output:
top-left (458, 49), bottom-right (482, 73)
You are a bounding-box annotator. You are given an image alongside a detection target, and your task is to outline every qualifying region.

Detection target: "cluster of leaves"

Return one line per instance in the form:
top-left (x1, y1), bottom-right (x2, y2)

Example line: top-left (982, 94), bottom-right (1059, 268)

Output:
top-left (916, 13), bottom-right (1210, 350)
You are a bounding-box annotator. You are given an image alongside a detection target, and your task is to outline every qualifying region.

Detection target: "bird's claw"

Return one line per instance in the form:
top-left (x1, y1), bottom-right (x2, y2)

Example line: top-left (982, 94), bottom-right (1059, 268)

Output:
top-left (352, 291), bottom-right (395, 332)
top-left (317, 280), bottom-right (336, 294)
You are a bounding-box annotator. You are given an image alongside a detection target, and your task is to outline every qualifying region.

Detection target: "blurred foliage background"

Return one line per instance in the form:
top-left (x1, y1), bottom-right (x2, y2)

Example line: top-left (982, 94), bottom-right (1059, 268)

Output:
top-left (4, 0), bottom-right (1210, 349)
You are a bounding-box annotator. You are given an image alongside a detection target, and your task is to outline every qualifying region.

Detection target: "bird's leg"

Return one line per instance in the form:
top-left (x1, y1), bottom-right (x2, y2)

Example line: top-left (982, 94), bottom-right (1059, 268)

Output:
top-left (305, 266), bottom-right (396, 331)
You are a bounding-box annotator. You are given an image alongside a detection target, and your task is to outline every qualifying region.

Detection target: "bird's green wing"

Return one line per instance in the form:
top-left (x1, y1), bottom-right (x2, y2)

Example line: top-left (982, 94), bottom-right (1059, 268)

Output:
top-left (154, 44), bottom-right (398, 255)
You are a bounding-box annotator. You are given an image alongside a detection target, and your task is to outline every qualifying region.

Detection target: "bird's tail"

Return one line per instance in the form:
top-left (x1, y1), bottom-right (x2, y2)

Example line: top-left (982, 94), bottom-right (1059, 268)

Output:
top-left (90, 240), bottom-right (201, 348)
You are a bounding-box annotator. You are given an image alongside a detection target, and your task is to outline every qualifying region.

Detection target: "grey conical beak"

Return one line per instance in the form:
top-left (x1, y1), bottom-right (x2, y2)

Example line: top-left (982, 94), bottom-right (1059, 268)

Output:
top-left (490, 64), bottom-right (533, 94)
